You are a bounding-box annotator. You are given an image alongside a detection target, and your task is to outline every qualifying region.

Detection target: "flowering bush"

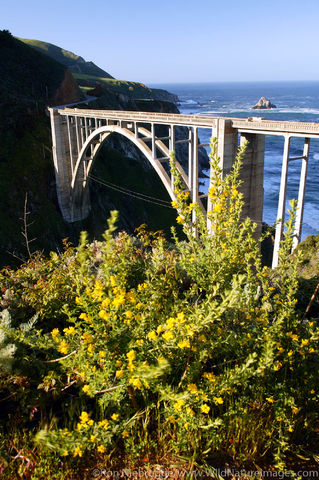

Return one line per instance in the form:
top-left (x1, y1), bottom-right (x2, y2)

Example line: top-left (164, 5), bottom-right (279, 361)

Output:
top-left (1, 139), bottom-right (319, 476)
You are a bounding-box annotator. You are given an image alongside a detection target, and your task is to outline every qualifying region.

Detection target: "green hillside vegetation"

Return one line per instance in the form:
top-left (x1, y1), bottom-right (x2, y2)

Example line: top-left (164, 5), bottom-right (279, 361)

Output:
top-left (18, 37), bottom-right (179, 104)
top-left (18, 37), bottom-right (114, 79)
top-left (73, 73), bottom-right (159, 96)
top-left (1, 32), bottom-right (69, 105)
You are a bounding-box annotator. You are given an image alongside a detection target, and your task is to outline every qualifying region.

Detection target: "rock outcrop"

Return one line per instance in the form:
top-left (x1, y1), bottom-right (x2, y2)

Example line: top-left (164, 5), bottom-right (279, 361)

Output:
top-left (252, 96), bottom-right (276, 109)
top-left (53, 69), bottom-right (84, 105)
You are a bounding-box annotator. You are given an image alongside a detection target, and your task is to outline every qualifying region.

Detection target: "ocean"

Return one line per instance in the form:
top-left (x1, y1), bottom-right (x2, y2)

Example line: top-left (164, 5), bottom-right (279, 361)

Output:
top-left (150, 81), bottom-right (319, 239)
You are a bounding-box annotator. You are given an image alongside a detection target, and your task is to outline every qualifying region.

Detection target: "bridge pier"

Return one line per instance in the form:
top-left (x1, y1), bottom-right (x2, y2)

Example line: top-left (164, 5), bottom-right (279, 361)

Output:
top-left (240, 132), bottom-right (265, 235)
top-left (50, 109), bottom-right (90, 222)
top-left (214, 120), bottom-right (265, 235)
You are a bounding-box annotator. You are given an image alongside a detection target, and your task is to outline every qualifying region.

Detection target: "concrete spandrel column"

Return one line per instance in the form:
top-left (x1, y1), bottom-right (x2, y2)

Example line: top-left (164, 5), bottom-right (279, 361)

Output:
top-left (217, 119), bottom-right (238, 177)
top-left (240, 133), bottom-right (265, 234)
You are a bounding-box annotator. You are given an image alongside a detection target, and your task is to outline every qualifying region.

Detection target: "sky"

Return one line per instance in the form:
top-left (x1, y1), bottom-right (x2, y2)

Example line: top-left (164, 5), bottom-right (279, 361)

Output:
top-left (2, 0), bottom-right (319, 84)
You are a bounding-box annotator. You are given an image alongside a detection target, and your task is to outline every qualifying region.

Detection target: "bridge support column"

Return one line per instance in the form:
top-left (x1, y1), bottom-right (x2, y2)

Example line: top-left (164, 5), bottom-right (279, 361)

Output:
top-left (216, 119), bottom-right (238, 177)
top-left (49, 109), bottom-right (90, 222)
top-left (240, 133), bottom-right (265, 235)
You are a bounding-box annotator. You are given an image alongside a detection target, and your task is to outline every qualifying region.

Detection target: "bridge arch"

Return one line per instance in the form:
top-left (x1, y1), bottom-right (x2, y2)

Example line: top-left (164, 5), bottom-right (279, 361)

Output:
top-left (70, 124), bottom-right (188, 222)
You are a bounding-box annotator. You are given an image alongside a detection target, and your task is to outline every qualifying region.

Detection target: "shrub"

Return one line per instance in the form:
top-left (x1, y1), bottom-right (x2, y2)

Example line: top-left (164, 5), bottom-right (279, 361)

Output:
top-left (1, 139), bottom-right (319, 476)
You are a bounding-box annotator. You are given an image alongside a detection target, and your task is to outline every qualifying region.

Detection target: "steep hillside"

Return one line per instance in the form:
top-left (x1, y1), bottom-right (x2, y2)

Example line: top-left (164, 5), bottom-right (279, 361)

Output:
top-left (17, 37), bottom-right (114, 79)
top-left (18, 37), bottom-right (179, 104)
top-left (0, 31), bottom-right (181, 267)
top-left (1, 32), bottom-right (83, 107)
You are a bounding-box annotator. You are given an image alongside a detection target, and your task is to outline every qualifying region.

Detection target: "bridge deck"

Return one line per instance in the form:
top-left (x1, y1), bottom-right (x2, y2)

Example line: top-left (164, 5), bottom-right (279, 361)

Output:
top-left (59, 108), bottom-right (319, 138)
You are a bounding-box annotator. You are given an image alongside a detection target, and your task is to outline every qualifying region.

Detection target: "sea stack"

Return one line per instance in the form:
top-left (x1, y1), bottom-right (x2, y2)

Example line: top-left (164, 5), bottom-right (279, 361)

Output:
top-left (252, 96), bottom-right (276, 109)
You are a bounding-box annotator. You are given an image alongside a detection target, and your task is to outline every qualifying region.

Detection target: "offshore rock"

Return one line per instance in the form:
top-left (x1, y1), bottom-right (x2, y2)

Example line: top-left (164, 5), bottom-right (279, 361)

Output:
top-left (252, 96), bottom-right (276, 109)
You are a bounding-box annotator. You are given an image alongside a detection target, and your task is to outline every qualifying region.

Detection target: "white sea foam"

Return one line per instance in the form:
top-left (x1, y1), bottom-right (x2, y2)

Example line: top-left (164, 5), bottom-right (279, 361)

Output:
top-left (181, 99), bottom-right (198, 105)
top-left (266, 107), bottom-right (319, 115)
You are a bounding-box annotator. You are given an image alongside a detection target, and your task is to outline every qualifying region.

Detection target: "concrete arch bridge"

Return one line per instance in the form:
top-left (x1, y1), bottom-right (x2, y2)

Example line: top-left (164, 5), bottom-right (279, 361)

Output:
top-left (49, 107), bottom-right (319, 267)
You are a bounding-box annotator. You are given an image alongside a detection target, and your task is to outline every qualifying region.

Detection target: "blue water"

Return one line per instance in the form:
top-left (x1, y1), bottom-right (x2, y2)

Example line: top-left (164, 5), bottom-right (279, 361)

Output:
top-left (151, 81), bottom-right (319, 239)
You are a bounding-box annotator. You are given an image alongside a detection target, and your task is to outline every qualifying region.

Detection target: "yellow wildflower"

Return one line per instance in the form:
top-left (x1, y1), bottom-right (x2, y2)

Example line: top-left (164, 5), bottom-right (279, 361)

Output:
top-left (176, 312), bottom-right (185, 323)
top-left (99, 310), bottom-right (109, 321)
top-left (213, 397), bottom-right (224, 405)
top-left (58, 340), bottom-right (69, 355)
top-left (79, 411), bottom-right (90, 423)
top-left (266, 397), bottom-right (275, 403)
top-left (129, 377), bottom-right (143, 390)
top-left (127, 350), bottom-right (136, 362)
top-left (126, 292), bottom-right (137, 304)
top-left (186, 407), bottom-right (195, 416)
top-left (203, 372), bottom-right (215, 382)
top-left (301, 339), bottom-right (309, 346)
top-left (101, 298), bottom-right (110, 308)
top-left (125, 310), bottom-right (133, 323)
top-left (147, 331), bottom-right (157, 341)
top-left (89, 435), bottom-right (97, 442)
top-left (97, 445), bottom-right (106, 453)
top-left (292, 407), bottom-right (300, 415)
top-left (98, 419), bottom-right (109, 430)
top-left (82, 332), bottom-right (93, 344)
top-left (201, 404), bottom-right (210, 414)
top-left (99, 351), bottom-right (106, 358)
top-left (82, 385), bottom-right (91, 394)
top-left (63, 326), bottom-right (76, 335)
top-left (122, 430), bottom-right (129, 438)
top-left (73, 445), bottom-right (83, 457)
top-left (177, 340), bottom-right (191, 348)
top-left (162, 331), bottom-right (174, 341)
top-left (173, 399), bottom-right (185, 411)
top-left (51, 328), bottom-right (59, 340)
top-left (113, 294), bottom-right (125, 308)
top-left (111, 413), bottom-right (119, 421)
top-left (115, 369), bottom-right (124, 378)
top-left (187, 384), bottom-right (198, 394)
top-left (176, 216), bottom-right (183, 224)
